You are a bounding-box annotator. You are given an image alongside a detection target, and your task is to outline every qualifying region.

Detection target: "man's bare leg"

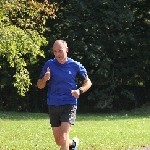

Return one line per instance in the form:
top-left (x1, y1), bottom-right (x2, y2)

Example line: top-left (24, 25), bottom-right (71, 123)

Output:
top-left (52, 122), bottom-right (71, 150)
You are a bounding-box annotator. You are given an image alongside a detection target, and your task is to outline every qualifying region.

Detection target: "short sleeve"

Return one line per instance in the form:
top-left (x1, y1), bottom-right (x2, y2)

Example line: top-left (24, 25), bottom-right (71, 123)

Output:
top-left (77, 62), bottom-right (88, 81)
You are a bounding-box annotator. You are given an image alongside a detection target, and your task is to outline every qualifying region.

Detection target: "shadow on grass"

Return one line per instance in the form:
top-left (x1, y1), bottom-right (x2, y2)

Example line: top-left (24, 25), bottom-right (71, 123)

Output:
top-left (76, 112), bottom-right (150, 122)
top-left (0, 111), bottom-right (49, 120)
top-left (1, 110), bottom-right (150, 121)
top-left (77, 104), bottom-right (150, 121)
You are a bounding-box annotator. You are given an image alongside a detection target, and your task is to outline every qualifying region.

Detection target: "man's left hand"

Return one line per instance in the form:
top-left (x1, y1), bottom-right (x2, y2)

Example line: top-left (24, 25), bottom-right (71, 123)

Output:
top-left (71, 90), bottom-right (80, 98)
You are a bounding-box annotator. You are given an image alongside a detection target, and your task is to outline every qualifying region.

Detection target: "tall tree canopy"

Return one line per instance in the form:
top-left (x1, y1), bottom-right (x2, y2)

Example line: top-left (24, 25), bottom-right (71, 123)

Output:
top-left (0, 0), bottom-right (58, 96)
top-left (45, 0), bottom-right (150, 110)
top-left (0, 0), bottom-right (149, 112)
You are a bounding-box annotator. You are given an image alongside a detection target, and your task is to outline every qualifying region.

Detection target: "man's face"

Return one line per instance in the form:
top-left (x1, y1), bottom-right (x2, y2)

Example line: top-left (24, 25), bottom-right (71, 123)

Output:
top-left (53, 43), bottom-right (68, 64)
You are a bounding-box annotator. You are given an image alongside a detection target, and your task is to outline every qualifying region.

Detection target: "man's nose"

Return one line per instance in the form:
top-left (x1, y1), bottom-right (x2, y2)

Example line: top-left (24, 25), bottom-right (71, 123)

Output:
top-left (55, 52), bottom-right (59, 56)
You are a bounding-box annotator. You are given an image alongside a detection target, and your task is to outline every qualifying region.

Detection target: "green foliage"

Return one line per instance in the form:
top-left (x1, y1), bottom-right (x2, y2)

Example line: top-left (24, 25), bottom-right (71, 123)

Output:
top-left (44, 0), bottom-right (150, 110)
top-left (0, 0), bottom-right (57, 96)
top-left (0, 0), bottom-right (58, 32)
top-left (0, 0), bottom-right (150, 111)
top-left (0, 25), bottom-right (47, 96)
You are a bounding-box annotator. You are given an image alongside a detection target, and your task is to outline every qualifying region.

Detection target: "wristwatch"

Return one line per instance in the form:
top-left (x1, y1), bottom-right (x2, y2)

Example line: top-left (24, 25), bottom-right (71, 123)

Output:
top-left (78, 87), bottom-right (83, 94)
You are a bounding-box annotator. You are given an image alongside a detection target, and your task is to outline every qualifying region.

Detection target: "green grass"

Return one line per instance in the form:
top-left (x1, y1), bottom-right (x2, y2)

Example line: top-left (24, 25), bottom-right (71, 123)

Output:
top-left (1, 108), bottom-right (150, 150)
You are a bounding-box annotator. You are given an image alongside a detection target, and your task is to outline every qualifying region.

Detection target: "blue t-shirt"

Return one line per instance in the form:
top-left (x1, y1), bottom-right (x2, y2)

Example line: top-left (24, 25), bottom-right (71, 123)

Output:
top-left (39, 58), bottom-right (88, 106)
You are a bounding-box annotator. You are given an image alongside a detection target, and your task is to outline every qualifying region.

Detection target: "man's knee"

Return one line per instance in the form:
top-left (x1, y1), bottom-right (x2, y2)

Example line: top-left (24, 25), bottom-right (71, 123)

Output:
top-left (58, 134), bottom-right (68, 146)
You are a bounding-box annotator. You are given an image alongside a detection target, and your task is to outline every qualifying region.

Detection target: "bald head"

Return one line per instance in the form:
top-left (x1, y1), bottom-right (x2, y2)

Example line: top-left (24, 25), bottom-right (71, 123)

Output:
top-left (53, 40), bottom-right (68, 50)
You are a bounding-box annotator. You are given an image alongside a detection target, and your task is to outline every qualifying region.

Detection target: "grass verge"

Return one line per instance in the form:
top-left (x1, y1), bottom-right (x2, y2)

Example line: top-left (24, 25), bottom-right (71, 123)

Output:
top-left (0, 108), bottom-right (150, 150)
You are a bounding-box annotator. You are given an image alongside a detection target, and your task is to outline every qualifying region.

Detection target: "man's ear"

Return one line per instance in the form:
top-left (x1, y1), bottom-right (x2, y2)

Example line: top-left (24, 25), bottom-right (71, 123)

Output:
top-left (66, 47), bottom-right (69, 52)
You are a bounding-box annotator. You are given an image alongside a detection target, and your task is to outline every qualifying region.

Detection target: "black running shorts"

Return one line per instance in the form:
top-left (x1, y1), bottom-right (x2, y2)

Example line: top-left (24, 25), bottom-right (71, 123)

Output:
top-left (48, 104), bottom-right (77, 127)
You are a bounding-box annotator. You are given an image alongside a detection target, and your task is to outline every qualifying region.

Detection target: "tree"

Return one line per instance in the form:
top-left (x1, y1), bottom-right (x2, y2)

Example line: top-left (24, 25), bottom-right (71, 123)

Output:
top-left (0, 0), bottom-right (58, 96)
top-left (1, 0), bottom-right (149, 112)
top-left (44, 0), bottom-right (150, 111)
top-left (45, 0), bottom-right (135, 109)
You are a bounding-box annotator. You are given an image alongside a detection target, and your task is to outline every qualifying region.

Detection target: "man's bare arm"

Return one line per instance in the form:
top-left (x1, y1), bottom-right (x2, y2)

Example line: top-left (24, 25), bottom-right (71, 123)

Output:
top-left (37, 67), bottom-right (50, 89)
top-left (37, 78), bottom-right (47, 89)
top-left (79, 78), bottom-right (92, 93)
top-left (71, 78), bottom-right (92, 98)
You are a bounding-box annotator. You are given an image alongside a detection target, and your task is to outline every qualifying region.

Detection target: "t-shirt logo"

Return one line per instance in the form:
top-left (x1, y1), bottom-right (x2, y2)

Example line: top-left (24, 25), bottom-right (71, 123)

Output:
top-left (69, 71), bottom-right (72, 74)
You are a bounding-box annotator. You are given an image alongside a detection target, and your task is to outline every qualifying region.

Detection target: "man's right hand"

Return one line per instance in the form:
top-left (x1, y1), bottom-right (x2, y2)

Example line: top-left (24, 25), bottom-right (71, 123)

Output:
top-left (43, 67), bottom-right (50, 81)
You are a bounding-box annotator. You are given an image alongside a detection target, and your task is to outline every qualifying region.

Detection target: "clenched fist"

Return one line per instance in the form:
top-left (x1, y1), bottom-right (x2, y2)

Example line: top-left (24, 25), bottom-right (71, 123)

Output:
top-left (43, 67), bottom-right (50, 81)
top-left (71, 89), bottom-right (80, 98)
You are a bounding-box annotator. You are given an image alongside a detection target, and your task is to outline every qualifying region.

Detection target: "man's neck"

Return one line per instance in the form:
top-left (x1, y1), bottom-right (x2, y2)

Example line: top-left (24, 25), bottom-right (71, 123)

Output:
top-left (59, 57), bottom-right (68, 64)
